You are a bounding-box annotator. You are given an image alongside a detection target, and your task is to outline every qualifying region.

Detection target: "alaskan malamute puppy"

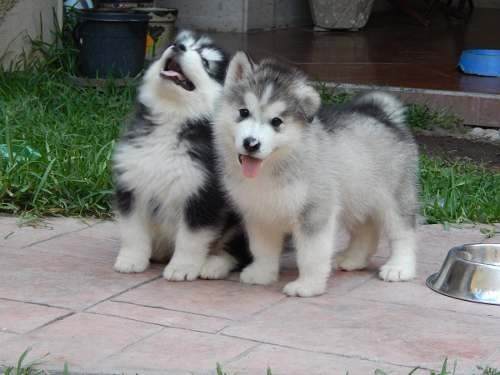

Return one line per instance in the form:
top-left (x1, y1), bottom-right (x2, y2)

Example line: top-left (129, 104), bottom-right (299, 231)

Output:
top-left (214, 53), bottom-right (419, 297)
top-left (113, 31), bottom-right (248, 280)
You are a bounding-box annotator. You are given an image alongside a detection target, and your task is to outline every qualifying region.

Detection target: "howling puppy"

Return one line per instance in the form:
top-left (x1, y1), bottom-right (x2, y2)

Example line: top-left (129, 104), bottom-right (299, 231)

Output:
top-left (213, 53), bottom-right (419, 297)
top-left (113, 31), bottom-right (249, 281)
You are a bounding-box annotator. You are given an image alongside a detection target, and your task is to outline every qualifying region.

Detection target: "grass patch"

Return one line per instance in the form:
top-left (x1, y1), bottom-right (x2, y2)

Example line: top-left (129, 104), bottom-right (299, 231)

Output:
top-left (420, 155), bottom-right (500, 224)
top-left (406, 104), bottom-right (463, 132)
top-left (1, 348), bottom-right (69, 375)
top-left (0, 68), bottom-right (134, 217)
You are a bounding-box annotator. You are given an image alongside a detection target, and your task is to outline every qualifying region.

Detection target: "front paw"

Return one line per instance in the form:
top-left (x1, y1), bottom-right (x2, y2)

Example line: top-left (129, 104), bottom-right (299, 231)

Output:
top-left (379, 261), bottom-right (416, 282)
top-left (163, 263), bottom-right (201, 281)
top-left (283, 279), bottom-right (326, 297)
top-left (240, 263), bottom-right (278, 285)
top-left (114, 251), bottom-right (149, 273)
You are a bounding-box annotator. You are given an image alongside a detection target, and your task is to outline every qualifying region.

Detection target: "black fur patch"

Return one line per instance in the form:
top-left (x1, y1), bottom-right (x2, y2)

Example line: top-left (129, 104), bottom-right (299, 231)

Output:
top-left (219, 211), bottom-right (252, 270)
top-left (202, 45), bottom-right (228, 84)
top-left (318, 101), bottom-right (413, 143)
top-left (177, 118), bottom-right (216, 173)
top-left (349, 99), bottom-right (413, 142)
top-left (115, 185), bottom-right (134, 215)
top-left (177, 117), bottom-right (224, 228)
top-left (121, 103), bottom-right (157, 142)
top-left (184, 178), bottom-right (225, 229)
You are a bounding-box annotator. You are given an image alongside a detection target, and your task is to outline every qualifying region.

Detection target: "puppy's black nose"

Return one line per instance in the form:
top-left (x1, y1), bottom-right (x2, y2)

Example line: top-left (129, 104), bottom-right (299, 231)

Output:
top-left (243, 137), bottom-right (260, 153)
top-left (172, 43), bottom-right (186, 52)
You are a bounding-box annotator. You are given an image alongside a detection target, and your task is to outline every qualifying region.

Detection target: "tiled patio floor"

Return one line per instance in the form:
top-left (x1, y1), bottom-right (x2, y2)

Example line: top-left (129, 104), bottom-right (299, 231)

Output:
top-left (0, 216), bottom-right (499, 374)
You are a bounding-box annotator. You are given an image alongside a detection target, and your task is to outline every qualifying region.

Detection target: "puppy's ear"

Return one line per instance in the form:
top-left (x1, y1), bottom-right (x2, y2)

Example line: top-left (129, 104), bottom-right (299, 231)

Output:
top-left (293, 82), bottom-right (321, 121)
top-left (226, 51), bottom-right (254, 86)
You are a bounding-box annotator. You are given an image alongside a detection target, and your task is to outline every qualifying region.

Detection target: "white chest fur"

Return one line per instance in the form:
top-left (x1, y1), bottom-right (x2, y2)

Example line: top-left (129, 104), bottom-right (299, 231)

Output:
top-left (226, 172), bottom-right (307, 229)
top-left (114, 122), bottom-right (206, 219)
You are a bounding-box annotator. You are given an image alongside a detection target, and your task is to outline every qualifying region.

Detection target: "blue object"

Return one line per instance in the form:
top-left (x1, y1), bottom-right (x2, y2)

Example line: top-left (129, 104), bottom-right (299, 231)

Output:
top-left (458, 49), bottom-right (500, 77)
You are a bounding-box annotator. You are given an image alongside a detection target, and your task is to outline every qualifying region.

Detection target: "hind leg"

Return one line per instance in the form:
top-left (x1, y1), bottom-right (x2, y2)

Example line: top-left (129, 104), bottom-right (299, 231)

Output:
top-left (379, 211), bottom-right (417, 281)
top-left (200, 252), bottom-right (237, 280)
top-left (336, 219), bottom-right (379, 271)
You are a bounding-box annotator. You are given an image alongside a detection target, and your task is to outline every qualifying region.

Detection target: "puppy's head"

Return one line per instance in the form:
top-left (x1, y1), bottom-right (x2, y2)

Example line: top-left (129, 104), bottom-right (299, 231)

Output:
top-left (215, 52), bottom-right (321, 179)
top-left (140, 30), bottom-right (228, 112)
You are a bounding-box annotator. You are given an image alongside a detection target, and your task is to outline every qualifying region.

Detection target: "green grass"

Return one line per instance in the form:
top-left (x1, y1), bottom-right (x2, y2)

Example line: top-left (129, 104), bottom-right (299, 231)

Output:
top-left (0, 68), bottom-right (134, 218)
top-left (420, 155), bottom-right (500, 224)
top-left (1, 349), bottom-right (69, 375)
top-left (406, 104), bottom-right (463, 132)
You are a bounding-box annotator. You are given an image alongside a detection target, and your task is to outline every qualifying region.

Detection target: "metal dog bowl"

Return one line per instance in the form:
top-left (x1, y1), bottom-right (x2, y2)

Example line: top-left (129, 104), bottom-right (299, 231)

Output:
top-left (427, 243), bottom-right (500, 305)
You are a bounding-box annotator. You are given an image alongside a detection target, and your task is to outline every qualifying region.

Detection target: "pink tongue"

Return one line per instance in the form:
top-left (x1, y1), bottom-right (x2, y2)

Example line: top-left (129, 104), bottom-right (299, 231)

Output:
top-left (241, 155), bottom-right (263, 178)
top-left (161, 70), bottom-right (184, 79)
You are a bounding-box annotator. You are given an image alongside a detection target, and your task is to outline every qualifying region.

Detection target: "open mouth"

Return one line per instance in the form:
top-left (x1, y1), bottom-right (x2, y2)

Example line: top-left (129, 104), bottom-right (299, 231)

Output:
top-left (160, 58), bottom-right (195, 91)
top-left (238, 154), bottom-right (264, 178)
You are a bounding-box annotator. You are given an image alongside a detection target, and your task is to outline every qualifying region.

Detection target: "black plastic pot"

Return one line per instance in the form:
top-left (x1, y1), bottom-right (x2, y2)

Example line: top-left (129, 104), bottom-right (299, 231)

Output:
top-left (74, 10), bottom-right (149, 78)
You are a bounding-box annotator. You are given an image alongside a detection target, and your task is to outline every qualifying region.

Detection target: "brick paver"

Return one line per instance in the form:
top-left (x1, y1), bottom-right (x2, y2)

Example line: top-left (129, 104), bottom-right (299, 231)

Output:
top-left (0, 216), bottom-right (498, 374)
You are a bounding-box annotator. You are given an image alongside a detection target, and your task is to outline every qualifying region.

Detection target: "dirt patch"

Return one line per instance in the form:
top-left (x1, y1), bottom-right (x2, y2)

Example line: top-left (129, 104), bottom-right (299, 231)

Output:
top-left (415, 134), bottom-right (500, 171)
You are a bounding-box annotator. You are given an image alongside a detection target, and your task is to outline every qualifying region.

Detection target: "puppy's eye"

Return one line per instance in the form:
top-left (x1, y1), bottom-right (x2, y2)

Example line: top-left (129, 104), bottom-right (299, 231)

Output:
top-left (271, 117), bottom-right (283, 127)
top-left (202, 58), bottom-right (209, 68)
top-left (239, 108), bottom-right (250, 118)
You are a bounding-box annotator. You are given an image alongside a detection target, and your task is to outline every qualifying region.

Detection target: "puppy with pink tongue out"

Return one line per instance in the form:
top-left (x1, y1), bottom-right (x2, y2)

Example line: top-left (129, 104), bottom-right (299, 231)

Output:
top-left (213, 52), bottom-right (419, 297)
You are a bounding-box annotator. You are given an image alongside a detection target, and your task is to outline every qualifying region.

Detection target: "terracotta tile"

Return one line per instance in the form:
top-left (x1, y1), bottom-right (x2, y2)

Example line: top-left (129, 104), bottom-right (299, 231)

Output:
top-left (0, 300), bottom-right (70, 334)
top-left (98, 327), bottom-right (255, 374)
top-left (0, 313), bottom-right (162, 371)
top-left (226, 344), bottom-right (414, 375)
top-left (88, 300), bottom-right (230, 333)
top-left (415, 225), bottom-right (485, 264)
top-left (114, 278), bottom-right (286, 320)
top-left (481, 225), bottom-right (500, 244)
top-left (222, 298), bottom-right (500, 369)
top-left (0, 217), bottom-right (91, 248)
top-left (0, 332), bottom-right (18, 344)
top-left (348, 261), bottom-right (500, 319)
top-left (32, 232), bottom-right (119, 262)
top-left (482, 236), bottom-right (500, 244)
top-left (78, 220), bottom-right (120, 242)
top-left (0, 246), bottom-right (161, 310)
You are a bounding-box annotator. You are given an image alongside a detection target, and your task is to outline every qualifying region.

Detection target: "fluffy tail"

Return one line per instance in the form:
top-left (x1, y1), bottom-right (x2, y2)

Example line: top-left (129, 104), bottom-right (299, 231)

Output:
top-left (353, 91), bottom-right (406, 126)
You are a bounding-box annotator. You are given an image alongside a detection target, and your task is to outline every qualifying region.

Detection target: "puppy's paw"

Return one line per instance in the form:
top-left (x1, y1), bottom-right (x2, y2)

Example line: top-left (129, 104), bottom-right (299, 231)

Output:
top-left (240, 263), bottom-right (278, 285)
top-left (379, 260), bottom-right (416, 282)
top-left (114, 251), bottom-right (149, 273)
top-left (336, 252), bottom-right (368, 271)
top-left (200, 255), bottom-right (234, 280)
top-left (163, 263), bottom-right (201, 281)
top-left (283, 279), bottom-right (326, 297)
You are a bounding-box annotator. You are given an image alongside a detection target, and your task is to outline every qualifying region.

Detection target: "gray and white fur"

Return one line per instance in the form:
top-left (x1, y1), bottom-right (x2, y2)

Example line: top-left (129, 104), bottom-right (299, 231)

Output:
top-left (213, 53), bottom-right (419, 297)
top-left (113, 31), bottom-right (249, 281)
